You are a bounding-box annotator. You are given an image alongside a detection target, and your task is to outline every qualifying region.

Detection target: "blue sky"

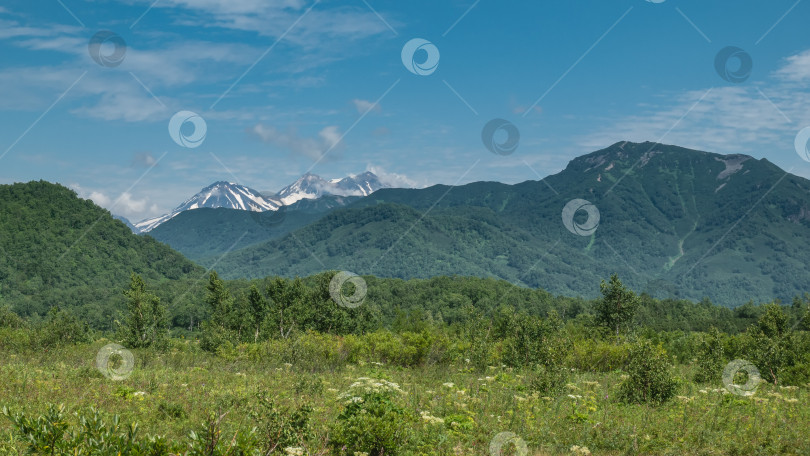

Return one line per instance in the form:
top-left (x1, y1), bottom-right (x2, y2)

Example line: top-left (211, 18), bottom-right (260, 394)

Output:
top-left (1, 0), bottom-right (810, 222)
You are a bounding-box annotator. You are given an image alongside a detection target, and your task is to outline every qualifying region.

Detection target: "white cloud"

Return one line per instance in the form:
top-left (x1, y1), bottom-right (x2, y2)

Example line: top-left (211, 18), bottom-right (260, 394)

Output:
top-left (249, 123), bottom-right (343, 159)
top-left (580, 48), bottom-right (810, 157)
top-left (132, 152), bottom-right (158, 168)
top-left (775, 49), bottom-right (810, 83)
top-left (352, 98), bottom-right (381, 114)
top-left (70, 184), bottom-right (159, 220)
top-left (366, 164), bottom-right (421, 188)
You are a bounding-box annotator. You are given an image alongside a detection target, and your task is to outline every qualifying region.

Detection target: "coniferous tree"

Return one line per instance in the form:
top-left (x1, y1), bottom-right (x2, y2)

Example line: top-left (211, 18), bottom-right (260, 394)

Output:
top-left (595, 274), bottom-right (640, 337)
top-left (122, 273), bottom-right (167, 348)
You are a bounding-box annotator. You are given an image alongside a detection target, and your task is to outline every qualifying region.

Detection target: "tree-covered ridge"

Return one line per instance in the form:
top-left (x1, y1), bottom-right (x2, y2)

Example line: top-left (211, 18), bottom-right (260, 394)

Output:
top-left (146, 195), bottom-right (361, 262)
top-left (209, 142), bottom-right (810, 307)
top-left (0, 181), bottom-right (203, 328)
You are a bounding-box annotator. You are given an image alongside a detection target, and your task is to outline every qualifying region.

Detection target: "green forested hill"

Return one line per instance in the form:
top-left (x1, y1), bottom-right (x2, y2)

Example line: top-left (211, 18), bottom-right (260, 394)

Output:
top-left (0, 181), bottom-right (205, 328)
top-left (147, 195), bottom-right (361, 260)
top-left (209, 142), bottom-right (810, 307)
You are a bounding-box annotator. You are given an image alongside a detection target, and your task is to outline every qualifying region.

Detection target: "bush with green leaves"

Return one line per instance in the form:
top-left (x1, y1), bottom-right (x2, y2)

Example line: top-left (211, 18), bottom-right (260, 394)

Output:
top-left (619, 339), bottom-right (678, 405)
top-left (328, 377), bottom-right (415, 455)
top-left (3, 404), bottom-right (170, 455)
top-left (248, 392), bottom-right (313, 454)
top-left (693, 327), bottom-right (725, 384)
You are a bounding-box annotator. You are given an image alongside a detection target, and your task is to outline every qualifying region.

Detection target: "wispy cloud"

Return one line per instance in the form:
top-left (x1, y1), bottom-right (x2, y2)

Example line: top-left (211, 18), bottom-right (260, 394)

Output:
top-left (581, 49), bottom-right (810, 158)
top-left (248, 123), bottom-right (343, 160)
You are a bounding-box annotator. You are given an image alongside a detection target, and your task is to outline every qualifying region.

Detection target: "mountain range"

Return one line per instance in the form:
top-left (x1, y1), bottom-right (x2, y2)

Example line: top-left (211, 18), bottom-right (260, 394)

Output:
top-left (147, 141), bottom-right (810, 308)
top-left (133, 172), bottom-right (386, 233)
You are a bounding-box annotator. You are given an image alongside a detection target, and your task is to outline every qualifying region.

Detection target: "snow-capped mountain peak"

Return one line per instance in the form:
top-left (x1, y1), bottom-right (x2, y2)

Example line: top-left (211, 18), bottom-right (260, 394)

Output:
top-left (135, 172), bottom-right (388, 233)
top-left (272, 171), bottom-right (385, 206)
top-left (135, 182), bottom-right (281, 233)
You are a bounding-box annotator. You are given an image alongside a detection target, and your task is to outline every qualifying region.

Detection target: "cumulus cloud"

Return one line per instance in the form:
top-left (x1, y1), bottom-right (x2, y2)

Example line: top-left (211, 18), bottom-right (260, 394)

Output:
top-left (366, 165), bottom-right (421, 188)
top-left (352, 98), bottom-right (381, 114)
top-left (70, 184), bottom-right (158, 220)
top-left (249, 124), bottom-right (343, 160)
top-left (775, 49), bottom-right (810, 84)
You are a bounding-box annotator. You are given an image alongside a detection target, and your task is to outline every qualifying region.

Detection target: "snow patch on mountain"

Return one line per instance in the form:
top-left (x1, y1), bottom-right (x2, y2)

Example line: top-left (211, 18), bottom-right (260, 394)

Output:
top-left (271, 171), bottom-right (385, 206)
top-left (135, 182), bottom-right (281, 233)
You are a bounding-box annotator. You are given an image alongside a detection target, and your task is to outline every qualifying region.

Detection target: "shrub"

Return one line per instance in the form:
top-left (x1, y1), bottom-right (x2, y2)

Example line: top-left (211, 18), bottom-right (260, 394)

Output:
top-left (619, 339), bottom-right (678, 405)
top-left (329, 377), bottom-right (415, 455)
top-left (693, 327), bottom-right (725, 384)
top-left (249, 392), bottom-right (313, 454)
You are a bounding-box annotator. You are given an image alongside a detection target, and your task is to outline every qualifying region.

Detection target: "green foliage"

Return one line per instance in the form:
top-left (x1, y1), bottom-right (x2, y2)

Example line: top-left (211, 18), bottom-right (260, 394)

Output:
top-left (38, 306), bottom-right (92, 347)
top-left (619, 339), bottom-right (678, 405)
top-left (595, 274), bottom-right (640, 336)
top-left (0, 181), bottom-right (203, 329)
top-left (329, 379), bottom-right (414, 455)
top-left (248, 392), bottom-right (313, 454)
top-left (122, 273), bottom-right (168, 349)
top-left (3, 404), bottom-right (170, 455)
top-left (693, 327), bottom-right (725, 384)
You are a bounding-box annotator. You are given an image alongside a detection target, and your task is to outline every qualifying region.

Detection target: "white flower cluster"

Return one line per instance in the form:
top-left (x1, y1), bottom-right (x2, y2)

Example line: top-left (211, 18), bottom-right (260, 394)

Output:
top-left (284, 447), bottom-right (304, 456)
top-left (338, 377), bottom-right (404, 404)
top-left (420, 411), bottom-right (445, 425)
top-left (570, 444), bottom-right (591, 455)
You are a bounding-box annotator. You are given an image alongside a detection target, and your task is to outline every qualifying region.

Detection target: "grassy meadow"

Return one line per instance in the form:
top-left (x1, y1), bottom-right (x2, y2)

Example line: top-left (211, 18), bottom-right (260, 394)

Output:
top-left (1, 336), bottom-right (808, 455)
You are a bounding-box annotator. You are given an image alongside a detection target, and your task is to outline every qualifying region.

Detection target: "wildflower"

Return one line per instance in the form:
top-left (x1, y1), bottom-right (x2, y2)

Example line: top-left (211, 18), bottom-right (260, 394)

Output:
top-left (780, 385), bottom-right (799, 391)
top-left (133, 391), bottom-right (147, 397)
top-left (283, 363), bottom-right (292, 368)
top-left (442, 382), bottom-right (455, 388)
top-left (565, 383), bottom-right (579, 391)
top-left (698, 389), bottom-right (708, 394)
top-left (785, 398), bottom-right (799, 404)
top-left (420, 411), bottom-right (445, 425)
top-left (581, 381), bottom-right (600, 388)
top-left (354, 453), bottom-right (368, 456)
top-left (514, 395), bottom-right (527, 402)
top-left (570, 444), bottom-right (591, 455)
top-left (284, 448), bottom-right (304, 456)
